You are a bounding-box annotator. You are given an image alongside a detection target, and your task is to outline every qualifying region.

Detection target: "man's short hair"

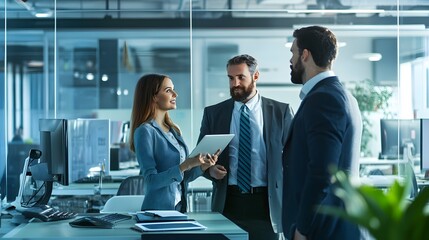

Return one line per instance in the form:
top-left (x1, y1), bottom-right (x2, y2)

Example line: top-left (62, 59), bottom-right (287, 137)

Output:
top-left (226, 54), bottom-right (258, 74)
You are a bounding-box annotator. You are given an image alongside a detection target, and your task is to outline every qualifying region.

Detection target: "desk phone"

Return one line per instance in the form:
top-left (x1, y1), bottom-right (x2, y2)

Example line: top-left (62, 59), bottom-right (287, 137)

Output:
top-left (19, 205), bottom-right (77, 222)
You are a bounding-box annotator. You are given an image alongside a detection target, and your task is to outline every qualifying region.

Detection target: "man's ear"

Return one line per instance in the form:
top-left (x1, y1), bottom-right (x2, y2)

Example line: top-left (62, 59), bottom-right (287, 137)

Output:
top-left (253, 70), bottom-right (260, 82)
top-left (301, 49), bottom-right (310, 62)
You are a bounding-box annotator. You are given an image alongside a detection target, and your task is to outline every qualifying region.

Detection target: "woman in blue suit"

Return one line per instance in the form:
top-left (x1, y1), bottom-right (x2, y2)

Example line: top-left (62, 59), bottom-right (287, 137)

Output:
top-left (129, 73), bottom-right (219, 213)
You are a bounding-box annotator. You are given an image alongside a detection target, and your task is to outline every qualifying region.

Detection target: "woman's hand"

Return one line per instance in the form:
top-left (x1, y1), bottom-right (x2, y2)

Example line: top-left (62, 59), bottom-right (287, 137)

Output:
top-left (179, 149), bottom-right (221, 172)
top-left (179, 154), bottom-right (204, 172)
top-left (201, 149), bottom-right (221, 171)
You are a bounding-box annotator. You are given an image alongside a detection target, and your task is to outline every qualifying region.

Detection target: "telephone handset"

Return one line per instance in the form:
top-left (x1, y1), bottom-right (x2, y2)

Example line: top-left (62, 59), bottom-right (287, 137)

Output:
top-left (13, 149), bottom-right (52, 208)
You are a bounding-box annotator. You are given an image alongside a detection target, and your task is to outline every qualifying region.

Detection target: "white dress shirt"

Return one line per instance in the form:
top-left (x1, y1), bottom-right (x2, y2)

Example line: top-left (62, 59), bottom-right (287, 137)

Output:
top-left (299, 70), bottom-right (335, 100)
top-left (228, 92), bottom-right (267, 187)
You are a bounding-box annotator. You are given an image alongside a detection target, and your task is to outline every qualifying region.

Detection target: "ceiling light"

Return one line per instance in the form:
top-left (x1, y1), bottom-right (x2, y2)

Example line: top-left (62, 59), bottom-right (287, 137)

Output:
top-left (258, 0), bottom-right (303, 4)
top-left (86, 73), bottom-right (95, 81)
top-left (284, 42), bottom-right (346, 48)
top-left (33, 9), bottom-right (53, 18)
top-left (101, 74), bottom-right (109, 82)
top-left (27, 60), bottom-right (43, 67)
top-left (353, 53), bottom-right (382, 62)
top-left (15, 1), bottom-right (52, 18)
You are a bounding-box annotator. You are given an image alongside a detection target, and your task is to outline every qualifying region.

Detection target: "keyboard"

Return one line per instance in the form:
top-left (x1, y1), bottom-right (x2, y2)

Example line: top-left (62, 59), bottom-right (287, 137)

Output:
top-left (74, 175), bottom-right (113, 183)
top-left (69, 213), bottom-right (132, 229)
top-left (20, 205), bottom-right (78, 222)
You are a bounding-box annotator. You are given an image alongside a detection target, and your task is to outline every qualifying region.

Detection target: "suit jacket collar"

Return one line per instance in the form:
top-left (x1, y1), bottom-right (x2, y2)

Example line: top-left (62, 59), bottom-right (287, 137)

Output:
top-left (261, 96), bottom-right (272, 146)
top-left (300, 71), bottom-right (335, 99)
top-left (149, 119), bottom-right (189, 155)
top-left (285, 76), bottom-right (339, 144)
top-left (222, 99), bottom-right (235, 134)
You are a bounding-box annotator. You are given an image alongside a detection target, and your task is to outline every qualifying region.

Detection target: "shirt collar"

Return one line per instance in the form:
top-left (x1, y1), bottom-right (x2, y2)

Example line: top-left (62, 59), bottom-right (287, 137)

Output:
top-left (299, 70), bottom-right (335, 100)
top-left (234, 91), bottom-right (260, 111)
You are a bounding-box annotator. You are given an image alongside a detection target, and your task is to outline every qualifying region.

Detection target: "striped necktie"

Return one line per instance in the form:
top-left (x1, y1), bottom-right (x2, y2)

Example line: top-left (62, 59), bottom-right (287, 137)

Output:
top-left (237, 104), bottom-right (251, 193)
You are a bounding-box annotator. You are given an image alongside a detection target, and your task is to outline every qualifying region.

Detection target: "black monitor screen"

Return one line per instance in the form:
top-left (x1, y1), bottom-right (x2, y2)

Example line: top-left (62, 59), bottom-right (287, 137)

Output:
top-left (380, 119), bottom-right (421, 159)
top-left (39, 119), bottom-right (69, 186)
top-left (421, 119), bottom-right (429, 171)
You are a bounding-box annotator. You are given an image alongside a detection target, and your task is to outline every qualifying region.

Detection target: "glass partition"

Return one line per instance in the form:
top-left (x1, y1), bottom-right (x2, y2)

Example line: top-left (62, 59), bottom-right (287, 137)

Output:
top-left (1, 0), bottom-right (429, 202)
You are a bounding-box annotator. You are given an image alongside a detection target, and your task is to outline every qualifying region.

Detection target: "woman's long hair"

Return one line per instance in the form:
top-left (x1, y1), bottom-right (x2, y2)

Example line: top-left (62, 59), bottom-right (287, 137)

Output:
top-left (129, 73), bottom-right (180, 152)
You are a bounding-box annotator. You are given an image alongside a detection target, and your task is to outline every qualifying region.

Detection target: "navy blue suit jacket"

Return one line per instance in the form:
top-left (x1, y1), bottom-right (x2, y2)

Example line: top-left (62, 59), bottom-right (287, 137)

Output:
top-left (282, 77), bottom-right (362, 240)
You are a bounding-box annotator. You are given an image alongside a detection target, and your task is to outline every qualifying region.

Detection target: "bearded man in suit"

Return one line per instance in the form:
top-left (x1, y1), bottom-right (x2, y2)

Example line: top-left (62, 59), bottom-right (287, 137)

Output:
top-left (199, 54), bottom-right (293, 240)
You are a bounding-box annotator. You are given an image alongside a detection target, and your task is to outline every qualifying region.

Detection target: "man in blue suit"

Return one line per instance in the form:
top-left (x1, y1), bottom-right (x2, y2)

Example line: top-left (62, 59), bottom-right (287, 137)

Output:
top-left (282, 26), bottom-right (363, 240)
top-left (199, 54), bottom-right (293, 240)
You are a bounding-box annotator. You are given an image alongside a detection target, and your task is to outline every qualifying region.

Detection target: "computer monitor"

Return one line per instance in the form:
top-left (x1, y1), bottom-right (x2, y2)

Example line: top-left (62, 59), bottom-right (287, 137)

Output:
top-left (67, 119), bottom-right (110, 183)
top-left (421, 119), bottom-right (429, 171)
top-left (39, 119), bottom-right (69, 186)
top-left (380, 119), bottom-right (421, 159)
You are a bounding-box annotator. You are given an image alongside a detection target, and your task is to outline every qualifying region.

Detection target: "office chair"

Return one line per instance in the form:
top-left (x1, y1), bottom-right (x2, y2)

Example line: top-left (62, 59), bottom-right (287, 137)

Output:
top-left (116, 175), bottom-right (145, 195)
top-left (403, 143), bottom-right (419, 199)
top-left (101, 175), bottom-right (145, 213)
top-left (101, 195), bottom-right (145, 213)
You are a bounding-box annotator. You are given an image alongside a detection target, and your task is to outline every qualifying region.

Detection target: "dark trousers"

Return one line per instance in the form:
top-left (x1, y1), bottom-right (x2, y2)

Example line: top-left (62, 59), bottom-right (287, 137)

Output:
top-left (223, 186), bottom-right (278, 240)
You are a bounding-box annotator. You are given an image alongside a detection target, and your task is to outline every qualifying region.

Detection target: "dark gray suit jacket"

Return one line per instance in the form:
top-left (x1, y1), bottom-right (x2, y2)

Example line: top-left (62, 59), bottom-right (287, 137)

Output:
top-left (282, 77), bottom-right (362, 240)
top-left (198, 96), bottom-right (293, 233)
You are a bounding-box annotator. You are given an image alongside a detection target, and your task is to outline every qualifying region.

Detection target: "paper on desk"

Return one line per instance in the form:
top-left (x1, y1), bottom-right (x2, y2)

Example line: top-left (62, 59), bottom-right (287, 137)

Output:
top-left (141, 210), bottom-right (187, 218)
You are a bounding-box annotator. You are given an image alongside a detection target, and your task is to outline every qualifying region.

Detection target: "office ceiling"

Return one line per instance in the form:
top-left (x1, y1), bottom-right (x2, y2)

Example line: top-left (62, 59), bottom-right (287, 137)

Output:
top-left (2, 0), bottom-right (429, 28)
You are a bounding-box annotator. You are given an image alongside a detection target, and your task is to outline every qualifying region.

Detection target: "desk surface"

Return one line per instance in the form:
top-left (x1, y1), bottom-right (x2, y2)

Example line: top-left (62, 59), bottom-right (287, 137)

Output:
top-left (2, 212), bottom-right (247, 240)
top-left (359, 157), bottom-right (408, 165)
top-left (52, 176), bottom-right (213, 196)
top-left (52, 183), bottom-right (120, 196)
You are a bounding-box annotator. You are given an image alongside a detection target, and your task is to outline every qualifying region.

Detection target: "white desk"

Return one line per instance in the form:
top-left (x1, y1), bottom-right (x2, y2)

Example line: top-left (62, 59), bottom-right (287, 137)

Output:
top-left (52, 169), bottom-right (140, 196)
top-left (52, 183), bottom-right (120, 196)
top-left (359, 157), bottom-right (408, 165)
top-left (2, 212), bottom-right (248, 240)
top-left (359, 157), bottom-right (405, 188)
top-left (52, 176), bottom-right (211, 196)
top-left (359, 175), bottom-right (404, 188)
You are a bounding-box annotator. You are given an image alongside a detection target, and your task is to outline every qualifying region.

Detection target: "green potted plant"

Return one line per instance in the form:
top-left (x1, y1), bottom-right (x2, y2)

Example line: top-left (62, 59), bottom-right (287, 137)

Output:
top-left (319, 171), bottom-right (429, 240)
top-left (350, 79), bottom-right (393, 157)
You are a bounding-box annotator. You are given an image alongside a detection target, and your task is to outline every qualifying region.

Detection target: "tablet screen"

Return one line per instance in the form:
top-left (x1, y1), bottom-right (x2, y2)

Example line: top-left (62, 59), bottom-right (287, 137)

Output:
top-left (135, 221), bottom-right (207, 232)
top-left (188, 134), bottom-right (235, 158)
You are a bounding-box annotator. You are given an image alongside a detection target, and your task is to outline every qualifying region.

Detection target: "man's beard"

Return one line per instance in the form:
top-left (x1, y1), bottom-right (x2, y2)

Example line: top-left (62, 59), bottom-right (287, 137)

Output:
top-left (290, 59), bottom-right (304, 84)
top-left (230, 80), bottom-right (255, 102)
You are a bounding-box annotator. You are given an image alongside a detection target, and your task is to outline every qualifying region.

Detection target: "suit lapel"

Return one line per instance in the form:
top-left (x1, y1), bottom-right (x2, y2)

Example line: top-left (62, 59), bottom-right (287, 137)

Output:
top-left (284, 76), bottom-right (339, 145)
top-left (171, 130), bottom-right (189, 156)
top-left (151, 120), bottom-right (185, 156)
top-left (217, 99), bottom-right (234, 170)
top-left (221, 99), bottom-right (234, 133)
top-left (261, 97), bottom-right (271, 149)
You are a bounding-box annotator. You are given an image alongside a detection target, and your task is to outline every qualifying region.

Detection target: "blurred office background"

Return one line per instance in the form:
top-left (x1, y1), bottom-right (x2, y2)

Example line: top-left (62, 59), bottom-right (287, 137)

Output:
top-left (1, 0), bottom-right (429, 203)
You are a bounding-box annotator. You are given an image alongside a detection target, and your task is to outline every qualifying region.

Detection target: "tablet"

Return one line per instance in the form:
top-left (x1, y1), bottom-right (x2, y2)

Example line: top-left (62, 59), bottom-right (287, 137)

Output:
top-left (188, 134), bottom-right (235, 158)
top-left (135, 221), bottom-right (207, 232)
